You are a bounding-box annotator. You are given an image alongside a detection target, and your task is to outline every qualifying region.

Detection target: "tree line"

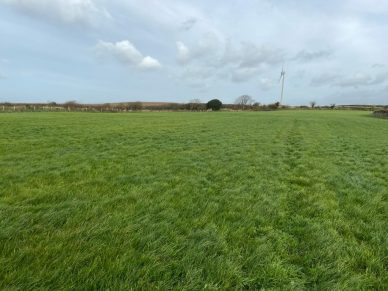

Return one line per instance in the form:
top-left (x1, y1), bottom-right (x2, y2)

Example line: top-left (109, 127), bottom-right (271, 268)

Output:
top-left (1, 98), bottom-right (385, 112)
top-left (0, 98), bottom-right (281, 112)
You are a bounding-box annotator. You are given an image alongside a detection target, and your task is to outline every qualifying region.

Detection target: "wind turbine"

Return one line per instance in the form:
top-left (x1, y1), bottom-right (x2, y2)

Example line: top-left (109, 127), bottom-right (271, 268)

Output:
top-left (279, 65), bottom-right (286, 105)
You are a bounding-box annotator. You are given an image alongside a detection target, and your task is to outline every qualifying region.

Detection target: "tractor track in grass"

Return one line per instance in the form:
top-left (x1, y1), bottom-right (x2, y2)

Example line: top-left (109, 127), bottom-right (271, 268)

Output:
top-left (276, 119), bottom-right (345, 288)
top-left (274, 117), bottom-right (387, 289)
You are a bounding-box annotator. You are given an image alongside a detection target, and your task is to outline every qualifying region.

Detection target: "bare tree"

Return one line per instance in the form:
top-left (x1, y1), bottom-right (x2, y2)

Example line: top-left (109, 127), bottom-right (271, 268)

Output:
top-left (330, 103), bottom-right (336, 109)
top-left (189, 98), bottom-right (201, 104)
top-left (235, 95), bottom-right (254, 110)
top-left (131, 102), bottom-right (143, 111)
top-left (188, 99), bottom-right (202, 111)
top-left (63, 100), bottom-right (78, 111)
top-left (310, 101), bottom-right (316, 108)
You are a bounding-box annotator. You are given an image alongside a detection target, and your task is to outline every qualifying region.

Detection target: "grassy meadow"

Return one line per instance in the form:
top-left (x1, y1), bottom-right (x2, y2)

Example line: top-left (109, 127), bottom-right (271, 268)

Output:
top-left (0, 110), bottom-right (387, 289)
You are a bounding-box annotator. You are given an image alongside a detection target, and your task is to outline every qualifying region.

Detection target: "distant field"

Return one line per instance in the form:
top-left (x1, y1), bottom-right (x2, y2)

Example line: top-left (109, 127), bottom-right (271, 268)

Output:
top-left (0, 111), bottom-right (387, 289)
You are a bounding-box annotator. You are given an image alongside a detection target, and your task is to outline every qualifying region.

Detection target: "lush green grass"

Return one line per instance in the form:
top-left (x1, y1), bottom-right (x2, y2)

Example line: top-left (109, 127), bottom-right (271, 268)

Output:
top-left (0, 111), bottom-right (387, 290)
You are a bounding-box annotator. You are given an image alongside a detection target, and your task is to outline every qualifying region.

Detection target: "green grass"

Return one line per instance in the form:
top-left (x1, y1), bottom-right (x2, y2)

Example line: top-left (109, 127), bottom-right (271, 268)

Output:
top-left (0, 111), bottom-right (387, 290)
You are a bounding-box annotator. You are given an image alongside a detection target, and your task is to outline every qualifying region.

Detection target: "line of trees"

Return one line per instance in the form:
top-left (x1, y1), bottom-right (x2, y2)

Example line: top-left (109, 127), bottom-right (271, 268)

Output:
top-left (0, 99), bottom-right (283, 112)
top-left (2, 98), bottom-right (383, 113)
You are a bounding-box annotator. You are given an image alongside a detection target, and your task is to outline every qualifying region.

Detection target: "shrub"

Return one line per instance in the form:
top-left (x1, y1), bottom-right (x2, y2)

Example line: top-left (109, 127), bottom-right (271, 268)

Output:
top-left (206, 99), bottom-right (222, 111)
top-left (373, 110), bottom-right (388, 119)
top-left (268, 102), bottom-right (280, 110)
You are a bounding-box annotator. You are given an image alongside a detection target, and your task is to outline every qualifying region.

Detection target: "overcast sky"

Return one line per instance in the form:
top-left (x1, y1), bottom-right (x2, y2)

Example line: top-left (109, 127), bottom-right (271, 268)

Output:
top-left (0, 0), bottom-right (388, 105)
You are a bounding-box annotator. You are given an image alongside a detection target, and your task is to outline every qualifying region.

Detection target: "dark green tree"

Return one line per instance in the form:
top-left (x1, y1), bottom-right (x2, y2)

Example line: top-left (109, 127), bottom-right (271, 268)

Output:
top-left (206, 99), bottom-right (222, 111)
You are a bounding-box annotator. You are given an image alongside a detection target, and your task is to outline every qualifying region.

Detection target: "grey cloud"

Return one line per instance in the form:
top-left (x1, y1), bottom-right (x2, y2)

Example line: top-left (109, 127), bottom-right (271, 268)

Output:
top-left (258, 78), bottom-right (276, 91)
top-left (369, 72), bottom-right (388, 85)
top-left (293, 49), bottom-right (333, 62)
top-left (372, 63), bottom-right (385, 69)
top-left (181, 17), bottom-right (197, 30)
top-left (336, 73), bottom-right (372, 87)
top-left (1, 0), bottom-right (111, 27)
top-left (323, 85), bottom-right (388, 105)
top-left (311, 72), bottom-right (388, 88)
top-left (181, 66), bottom-right (215, 81)
top-left (310, 73), bottom-right (340, 87)
top-left (238, 43), bottom-right (284, 68)
top-left (231, 67), bottom-right (260, 83)
top-left (175, 33), bottom-right (221, 65)
top-left (178, 67), bottom-right (213, 91)
top-left (176, 38), bottom-right (284, 83)
top-left (176, 38), bottom-right (284, 68)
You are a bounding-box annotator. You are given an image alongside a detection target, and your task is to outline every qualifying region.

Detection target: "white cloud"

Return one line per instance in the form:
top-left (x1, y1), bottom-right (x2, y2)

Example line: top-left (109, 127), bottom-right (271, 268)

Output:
top-left (139, 56), bottom-right (161, 70)
top-left (96, 40), bottom-right (143, 64)
top-left (95, 40), bottom-right (161, 70)
top-left (0, 0), bottom-right (110, 26)
top-left (176, 41), bottom-right (190, 64)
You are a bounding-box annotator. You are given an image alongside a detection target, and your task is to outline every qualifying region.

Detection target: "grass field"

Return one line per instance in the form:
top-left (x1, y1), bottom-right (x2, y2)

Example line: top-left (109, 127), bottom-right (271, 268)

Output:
top-left (0, 111), bottom-right (387, 289)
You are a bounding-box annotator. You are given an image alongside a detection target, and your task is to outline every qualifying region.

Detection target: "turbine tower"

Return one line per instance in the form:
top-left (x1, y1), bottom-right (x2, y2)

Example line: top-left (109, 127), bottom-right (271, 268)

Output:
top-left (279, 65), bottom-right (286, 105)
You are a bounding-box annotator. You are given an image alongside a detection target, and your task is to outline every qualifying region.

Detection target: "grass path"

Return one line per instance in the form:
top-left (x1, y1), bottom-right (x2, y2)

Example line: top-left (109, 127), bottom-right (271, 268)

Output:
top-left (0, 111), bottom-right (387, 289)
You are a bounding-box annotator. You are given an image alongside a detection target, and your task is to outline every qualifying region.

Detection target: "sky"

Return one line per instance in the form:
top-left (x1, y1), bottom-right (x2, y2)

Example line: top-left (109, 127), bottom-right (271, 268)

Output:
top-left (0, 0), bottom-right (388, 105)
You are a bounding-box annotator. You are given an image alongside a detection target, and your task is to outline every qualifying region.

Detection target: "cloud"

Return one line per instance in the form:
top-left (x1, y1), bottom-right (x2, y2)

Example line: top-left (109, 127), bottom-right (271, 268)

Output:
top-left (367, 71), bottom-right (388, 85)
top-left (181, 66), bottom-right (214, 80)
top-left (259, 78), bottom-right (276, 91)
top-left (2, 0), bottom-right (388, 104)
top-left (336, 73), bottom-right (372, 87)
top-left (138, 56), bottom-right (162, 70)
top-left (95, 40), bottom-right (161, 70)
top-left (311, 72), bottom-right (388, 88)
top-left (237, 43), bottom-right (284, 68)
top-left (181, 17), bottom-right (197, 30)
top-left (293, 49), bottom-right (333, 62)
top-left (0, 72), bottom-right (6, 79)
top-left (96, 40), bottom-right (143, 64)
top-left (310, 73), bottom-right (339, 87)
top-left (176, 41), bottom-right (190, 64)
top-left (176, 38), bottom-right (284, 83)
top-left (231, 67), bottom-right (260, 83)
top-left (372, 63), bottom-right (385, 69)
top-left (175, 33), bottom-right (222, 65)
top-left (0, 0), bottom-right (111, 26)
top-left (323, 85), bottom-right (388, 105)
